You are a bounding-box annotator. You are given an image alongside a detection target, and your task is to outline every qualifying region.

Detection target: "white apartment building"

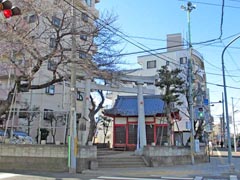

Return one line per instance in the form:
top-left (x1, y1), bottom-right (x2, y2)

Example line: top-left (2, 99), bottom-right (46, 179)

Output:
top-left (0, 0), bottom-right (100, 144)
top-left (106, 33), bottom-right (210, 146)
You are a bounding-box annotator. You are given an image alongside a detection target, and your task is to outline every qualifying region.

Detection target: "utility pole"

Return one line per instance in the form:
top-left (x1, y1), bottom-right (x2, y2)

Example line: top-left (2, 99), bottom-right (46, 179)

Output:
top-left (222, 93), bottom-right (225, 146)
top-left (181, 1), bottom-right (195, 165)
top-left (69, 0), bottom-right (77, 174)
top-left (232, 97), bottom-right (237, 152)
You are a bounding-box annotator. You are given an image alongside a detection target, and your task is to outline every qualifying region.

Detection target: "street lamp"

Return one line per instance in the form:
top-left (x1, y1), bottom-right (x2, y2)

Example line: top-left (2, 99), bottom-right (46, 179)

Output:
top-left (181, 1), bottom-right (196, 165)
top-left (221, 34), bottom-right (240, 166)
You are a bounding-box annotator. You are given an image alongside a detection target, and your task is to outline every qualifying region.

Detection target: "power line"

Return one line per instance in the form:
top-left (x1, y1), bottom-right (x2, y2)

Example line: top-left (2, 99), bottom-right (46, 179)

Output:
top-left (128, 33), bottom-right (240, 50)
top-left (184, 0), bottom-right (225, 45)
top-left (100, 33), bottom-right (240, 60)
top-left (63, 0), bottom-right (182, 67)
top-left (179, 0), bottom-right (240, 9)
top-left (206, 71), bottom-right (240, 78)
top-left (63, 1), bottom-right (240, 90)
top-left (230, 0), bottom-right (240, 3)
top-left (207, 81), bottom-right (240, 90)
top-left (63, 0), bottom-right (228, 69)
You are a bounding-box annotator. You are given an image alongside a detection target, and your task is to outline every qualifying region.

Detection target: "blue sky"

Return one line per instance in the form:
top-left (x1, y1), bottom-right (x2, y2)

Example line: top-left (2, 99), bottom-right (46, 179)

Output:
top-left (96, 0), bottom-right (240, 126)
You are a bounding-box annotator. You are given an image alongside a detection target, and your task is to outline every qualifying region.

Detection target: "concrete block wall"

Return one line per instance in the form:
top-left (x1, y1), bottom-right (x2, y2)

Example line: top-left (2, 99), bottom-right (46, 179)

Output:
top-left (143, 145), bottom-right (208, 167)
top-left (0, 144), bottom-right (97, 172)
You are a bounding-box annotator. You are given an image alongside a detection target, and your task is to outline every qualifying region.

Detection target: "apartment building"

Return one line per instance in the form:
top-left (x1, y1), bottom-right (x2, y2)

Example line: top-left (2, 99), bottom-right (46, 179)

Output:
top-left (105, 33), bottom-right (211, 146)
top-left (0, 0), bottom-right (100, 144)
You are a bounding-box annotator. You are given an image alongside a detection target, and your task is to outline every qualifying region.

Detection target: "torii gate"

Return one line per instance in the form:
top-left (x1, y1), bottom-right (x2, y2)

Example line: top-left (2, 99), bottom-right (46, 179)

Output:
top-left (77, 75), bottom-right (156, 152)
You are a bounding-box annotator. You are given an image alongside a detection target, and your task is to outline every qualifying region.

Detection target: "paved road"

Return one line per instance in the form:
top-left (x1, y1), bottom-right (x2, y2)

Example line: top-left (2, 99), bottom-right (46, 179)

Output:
top-left (0, 173), bottom-right (237, 180)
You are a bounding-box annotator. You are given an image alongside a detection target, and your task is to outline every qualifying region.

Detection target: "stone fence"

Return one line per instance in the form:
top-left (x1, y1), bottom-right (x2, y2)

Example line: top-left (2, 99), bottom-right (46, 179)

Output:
top-left (0, 144), bottom-right (97, 172)
top-left (143, 145), bottom-right (208, 167)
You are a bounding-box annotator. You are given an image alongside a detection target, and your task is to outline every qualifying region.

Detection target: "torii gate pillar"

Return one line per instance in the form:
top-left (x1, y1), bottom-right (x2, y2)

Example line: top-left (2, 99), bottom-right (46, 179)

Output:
top-left (136, 82), bottom-right (147, 154)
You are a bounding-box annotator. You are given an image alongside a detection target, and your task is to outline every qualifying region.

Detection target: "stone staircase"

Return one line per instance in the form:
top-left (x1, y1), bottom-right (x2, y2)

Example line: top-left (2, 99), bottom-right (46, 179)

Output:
top-left (97, 149), bottom-right (147, 168)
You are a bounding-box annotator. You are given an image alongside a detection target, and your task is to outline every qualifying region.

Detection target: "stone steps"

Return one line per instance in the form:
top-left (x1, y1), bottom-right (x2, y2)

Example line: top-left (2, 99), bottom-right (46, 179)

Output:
top-left (97, 149), bottom-right (147, 168)
top-left (97, 156), bottom-right (146, 168)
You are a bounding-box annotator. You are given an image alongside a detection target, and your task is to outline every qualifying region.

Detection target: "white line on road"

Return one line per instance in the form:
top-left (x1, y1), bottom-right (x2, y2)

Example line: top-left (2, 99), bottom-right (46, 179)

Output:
top-left (97, 176), bottom-right (162, 180)
top-left (159, 176), bottom-right (193, 180)
top-left (230, 175), bottom-right (238, 180)
top-left (0, 173), bottom-right (18, 179)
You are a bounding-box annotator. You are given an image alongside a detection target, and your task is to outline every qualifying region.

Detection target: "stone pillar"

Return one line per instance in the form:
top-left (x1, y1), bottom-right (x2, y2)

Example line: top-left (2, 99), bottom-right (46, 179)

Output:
top-left (136, 83), bottom-right (146, 153)
top-left (79, 78), bottom-right (91, 145)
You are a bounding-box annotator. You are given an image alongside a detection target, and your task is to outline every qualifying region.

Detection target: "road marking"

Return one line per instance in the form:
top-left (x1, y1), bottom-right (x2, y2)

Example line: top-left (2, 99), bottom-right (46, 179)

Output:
top-left (194, 177), bottom-right (203, 180)
top-left (97, 176), bottom-right (162, 180)
top-left (230, 175), bottom-right (238, 180)
top-left (0, 173), bottom-right (18, 179)
top-left (96, 176), bottom-right (197, 180)
top-left (159, 176), bottom-right (193, 180)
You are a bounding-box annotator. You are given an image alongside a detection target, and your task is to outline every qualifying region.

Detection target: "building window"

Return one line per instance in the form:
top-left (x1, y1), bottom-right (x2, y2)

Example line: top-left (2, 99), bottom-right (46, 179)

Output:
top-left (147, 60), bottom-right (156, 69)
top-left (115, 126), bottom-right (126, 144)
top-left (128, 124), bottom-right (137, 144)
top-left (81, 13), bottom-right (88, 22)
top-left (49, 38), bottom-right (56, 48)
top-left (52, 16), bottom-right (61, 28)
top-left (80, 34), bottom-right (87, 41)
top-left (180, 57), bottom-right (187, 64)
top-left (44, 109), bottom-right (53, 120)
top-left (18, 109), bottom-right (28, 118)
top-left (47, 60), bottom-right (57, 71)
top-left (28, 14), bottom-right (37, 23)
top-left (77, 91), bottom-right (83, 101)
top-left (19, 80), bottom-right (29, 92)
top-left (79, 51), bottom-right (87, 59)
top-left (45, 85), bottom-right (55, 95)
top-left (85, 0), bottom-right (91, 6)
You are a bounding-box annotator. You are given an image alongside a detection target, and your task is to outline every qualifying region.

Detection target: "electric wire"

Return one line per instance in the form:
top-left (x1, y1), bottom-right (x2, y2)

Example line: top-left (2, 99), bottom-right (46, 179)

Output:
top-left (63, 0), bottom-right (183, 67)
top-left (63, 0), bottom-right (227, 68)
top-left (63, 0), bottom-right (240, 90)
top-left (179, 0), bottom-right (240, 9)
top-left (206, 72), bottom-right (240, 78)
top-left (230, 0), bottom-right (240, 3)
top-left (207, 82), bottom-right (240, 90)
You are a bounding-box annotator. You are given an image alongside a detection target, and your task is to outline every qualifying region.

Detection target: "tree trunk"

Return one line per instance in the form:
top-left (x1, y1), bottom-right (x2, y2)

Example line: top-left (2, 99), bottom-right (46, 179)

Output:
top-left (0, 86), bottom-right (15, 117)
top-left (87, 112), bottom-right (96, 143)
top-left (166, 104), bottom-right (174, 146)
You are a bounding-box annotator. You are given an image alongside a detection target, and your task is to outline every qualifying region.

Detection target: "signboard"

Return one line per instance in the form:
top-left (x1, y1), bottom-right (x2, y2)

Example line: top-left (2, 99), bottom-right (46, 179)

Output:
top-left (204, 99), bottom-right (209, 105)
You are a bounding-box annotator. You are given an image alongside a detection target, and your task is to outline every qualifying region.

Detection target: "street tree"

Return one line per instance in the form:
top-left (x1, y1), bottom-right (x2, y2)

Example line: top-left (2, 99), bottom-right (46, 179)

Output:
top-left (98, 115), bottom-right (112, 144)
top-left (0, 0), bottom-right (123, 129)
top-left (20, 105), bottom-right (40, 136)
top-left (87, 90), bottom-right (104, 143)
top-left (85, 12), bottom-right (122, 143)
top-left (155, 65), bottom-right (185, 146)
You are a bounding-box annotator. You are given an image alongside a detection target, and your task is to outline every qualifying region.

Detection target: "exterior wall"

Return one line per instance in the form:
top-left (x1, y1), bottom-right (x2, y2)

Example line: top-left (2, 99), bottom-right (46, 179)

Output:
top-left (113, 116), bottom-right (168, 150)
top-left (106, 34), bottom-right (208, 146)
top-left (132, 40), bottom-right (207, 139)
top-left (0, 0), bottom-right (100, 144)
top-left (134, 49), bottom-right (191, 132)
top-left (0, 144), bottom-right (97, 172)
top-left (143, 145), bottom-right (208, 166)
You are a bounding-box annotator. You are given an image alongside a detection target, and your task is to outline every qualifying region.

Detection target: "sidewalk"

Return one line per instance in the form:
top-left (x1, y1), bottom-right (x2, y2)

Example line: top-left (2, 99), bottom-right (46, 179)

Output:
top-left (211, 147), bottom-right (240, 157)
top-left (82, 147), bottom-right (240, 179)
top-left (5, 148), bottom-right (240, 180)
